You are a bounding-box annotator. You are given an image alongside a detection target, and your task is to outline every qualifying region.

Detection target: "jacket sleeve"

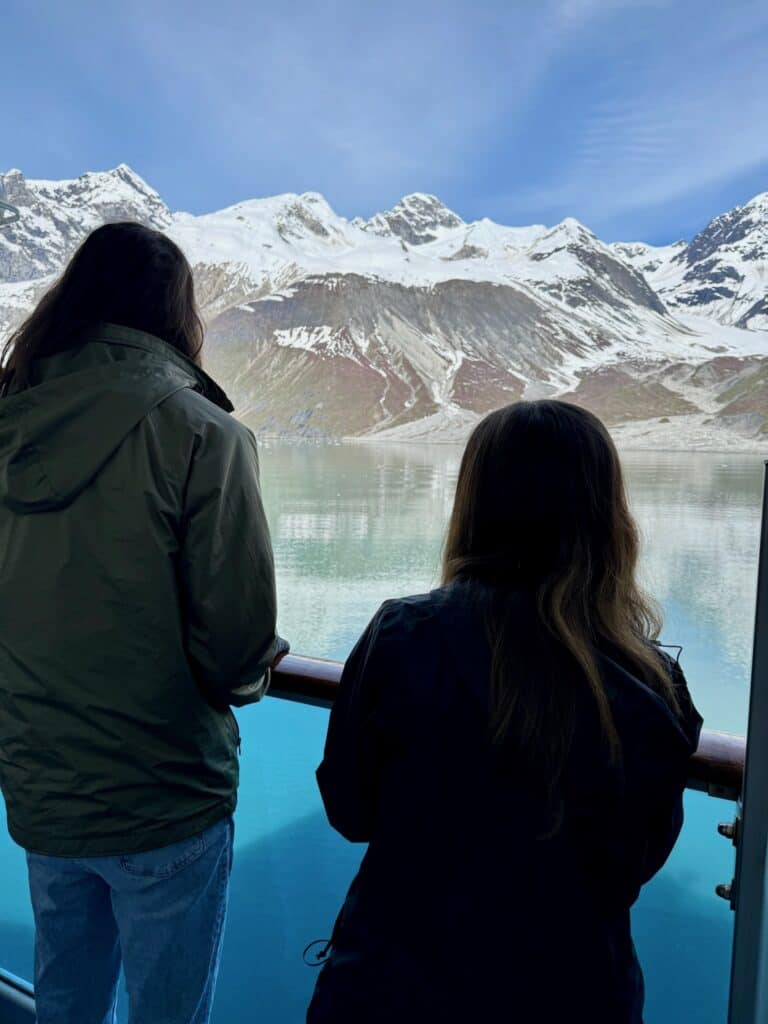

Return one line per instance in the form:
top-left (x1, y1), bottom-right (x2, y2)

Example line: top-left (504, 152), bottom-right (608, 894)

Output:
top-left (634, 658), bottom-right (703, 885)
top-left (601, 657), bottom-right (703, 908)
top-left (316, 603), bottom-right (395, 842)
top-left (179, 419), bottom-right (288, 708)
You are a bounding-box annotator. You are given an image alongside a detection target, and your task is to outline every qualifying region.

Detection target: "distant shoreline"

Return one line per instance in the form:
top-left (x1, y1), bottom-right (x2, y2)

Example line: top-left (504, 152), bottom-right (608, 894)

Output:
top-left (251, 430), bottom-right (767, 457)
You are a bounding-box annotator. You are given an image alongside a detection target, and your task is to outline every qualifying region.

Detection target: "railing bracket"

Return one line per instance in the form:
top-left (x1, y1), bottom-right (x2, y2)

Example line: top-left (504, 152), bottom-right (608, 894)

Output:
top-left (716, 882), bottom-right (735, 909)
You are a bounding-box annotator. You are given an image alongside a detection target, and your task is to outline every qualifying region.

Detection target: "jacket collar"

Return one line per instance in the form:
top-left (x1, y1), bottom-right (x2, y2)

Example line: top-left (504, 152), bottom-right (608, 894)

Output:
top-left (79, 322), bottom-right (234, 413)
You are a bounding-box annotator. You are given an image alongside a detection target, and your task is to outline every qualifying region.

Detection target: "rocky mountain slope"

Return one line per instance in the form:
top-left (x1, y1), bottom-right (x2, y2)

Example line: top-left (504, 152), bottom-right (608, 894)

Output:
top-left (614, 192), bottom-right (768, 331)
top-left (1, 165), bottom-right (766, 447)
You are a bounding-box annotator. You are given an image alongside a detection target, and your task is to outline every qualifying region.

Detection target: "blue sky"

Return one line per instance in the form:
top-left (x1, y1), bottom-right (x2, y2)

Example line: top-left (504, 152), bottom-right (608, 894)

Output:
top-left (2, 0), bottom-right (767, 244)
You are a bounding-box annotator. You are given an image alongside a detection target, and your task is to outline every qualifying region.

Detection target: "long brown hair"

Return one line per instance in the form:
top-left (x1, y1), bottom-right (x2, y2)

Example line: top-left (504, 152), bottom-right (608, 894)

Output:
top-left (443, 400), bottom-right (677, 795)
top-left (1, 222), bottom-right (204, 393)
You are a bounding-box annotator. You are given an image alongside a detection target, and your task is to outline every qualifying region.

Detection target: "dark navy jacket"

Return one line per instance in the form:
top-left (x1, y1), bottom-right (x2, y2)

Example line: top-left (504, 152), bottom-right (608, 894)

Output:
top-left (308, 582), bottom-right (702, 1024)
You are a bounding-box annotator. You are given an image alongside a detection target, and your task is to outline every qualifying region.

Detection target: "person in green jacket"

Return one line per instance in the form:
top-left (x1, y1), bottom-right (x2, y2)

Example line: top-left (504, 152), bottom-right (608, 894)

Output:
top-left (0, 221), bottom-right (288, 1024)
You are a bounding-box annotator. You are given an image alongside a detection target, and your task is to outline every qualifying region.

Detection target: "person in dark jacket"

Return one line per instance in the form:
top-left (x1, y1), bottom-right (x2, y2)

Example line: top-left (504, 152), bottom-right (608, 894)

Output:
top-left (308, 400), bottom-right (702, 1024)
top-left (0, 222), bottom-right (287, 1024)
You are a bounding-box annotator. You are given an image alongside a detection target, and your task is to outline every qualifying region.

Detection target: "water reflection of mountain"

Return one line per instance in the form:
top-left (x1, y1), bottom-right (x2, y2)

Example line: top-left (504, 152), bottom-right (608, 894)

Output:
top-left (260, 442), bottom-right (462, 661)
top-left (624, 451), bottom-right (762, 730)
top-left (261, 443), bottom-right (762, 732)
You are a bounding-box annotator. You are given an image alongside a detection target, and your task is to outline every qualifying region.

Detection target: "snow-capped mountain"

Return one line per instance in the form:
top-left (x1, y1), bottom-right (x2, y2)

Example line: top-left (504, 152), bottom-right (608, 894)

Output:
top-left (614, 192), bottom-right (768, 332)
top-left (353, 193), bottom-right (464, 243)
top-left (0, 165), bottom-right (170, 282)
top-left (1, 165), bottom-right (766, 447)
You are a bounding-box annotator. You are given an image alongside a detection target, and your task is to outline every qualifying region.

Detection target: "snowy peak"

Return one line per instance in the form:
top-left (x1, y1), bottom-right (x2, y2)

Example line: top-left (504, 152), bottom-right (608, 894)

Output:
top-left (540, 216), bottom-right (595, 242)
top-left (612, 240), bottom-right (686, 278)
top-left (522, 216), bottom-right (666, 316)
top-left (684, 191), bottom-right (768, 267)
top-left (0, 164), bottom-right (171, 283)
top-left (0, 164), bottom-right (170, 227)
top-left (274, 194), bottom-right (349, 245)
top-left (169, 190), bottom-right (364, 290)
top-left (357, 192), bottom-right (464, 245)
top-left (527, 217), bottom-right (599, 260)
top-left (615, 189), bottom-right (768, 330)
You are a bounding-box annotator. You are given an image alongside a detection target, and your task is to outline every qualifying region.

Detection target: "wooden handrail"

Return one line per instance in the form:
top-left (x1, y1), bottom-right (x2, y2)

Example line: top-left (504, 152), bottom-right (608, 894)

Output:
top-left (688, 729), bottom-right (745, 800)
top-left (271, 653), bottom-right (341, 707)
top-left (270, 654), bottom-right (746, 801)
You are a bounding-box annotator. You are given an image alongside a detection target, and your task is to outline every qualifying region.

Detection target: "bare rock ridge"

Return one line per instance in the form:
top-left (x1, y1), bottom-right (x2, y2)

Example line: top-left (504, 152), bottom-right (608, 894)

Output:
top-left (614, 192), bottom-right (768, 332)
top-left (354, 193), bottom-right (465, 245)
top-left (0, 165), bottom-right (766, 448)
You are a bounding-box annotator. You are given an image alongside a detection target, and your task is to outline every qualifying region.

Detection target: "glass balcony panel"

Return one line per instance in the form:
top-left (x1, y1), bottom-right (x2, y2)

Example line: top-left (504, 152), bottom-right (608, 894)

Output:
top-left (0, 443), bottom-right (757, 1020)
top-left (634, 791), bottom-right (735, 1023)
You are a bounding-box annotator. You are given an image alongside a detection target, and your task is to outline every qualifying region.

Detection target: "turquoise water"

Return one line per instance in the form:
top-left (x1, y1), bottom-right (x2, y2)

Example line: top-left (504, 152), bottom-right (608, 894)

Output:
top-left (0, 444), bottom-right (762, 1021)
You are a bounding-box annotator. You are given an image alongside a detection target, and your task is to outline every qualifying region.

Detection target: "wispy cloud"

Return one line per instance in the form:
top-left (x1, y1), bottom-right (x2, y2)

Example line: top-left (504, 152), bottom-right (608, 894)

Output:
top-left (123, 0), bottom-right (768, 228)
top-left (66, 0), bottom-right (591, 213)
top-left (554, 0), bottom-right (671, 27)
top-left (501, 0), bottom-right (768, 231)
top-left (113, 1), bottom-right (535, 207)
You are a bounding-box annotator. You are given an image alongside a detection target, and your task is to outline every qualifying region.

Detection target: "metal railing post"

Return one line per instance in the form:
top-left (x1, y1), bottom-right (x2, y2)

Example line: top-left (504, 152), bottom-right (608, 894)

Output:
top-left (0, 969), bottom-right (35, 1021)
top-left (728, 461), bottom-right (768, 1024)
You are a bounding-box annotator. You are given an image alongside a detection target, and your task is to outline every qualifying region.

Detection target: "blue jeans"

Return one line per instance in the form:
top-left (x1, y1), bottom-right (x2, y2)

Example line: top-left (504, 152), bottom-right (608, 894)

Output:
top-left (26, 815), bottom-right (234, 1024)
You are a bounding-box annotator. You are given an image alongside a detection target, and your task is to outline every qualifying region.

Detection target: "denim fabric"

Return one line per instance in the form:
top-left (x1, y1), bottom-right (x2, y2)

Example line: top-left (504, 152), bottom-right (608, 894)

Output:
top-left (26, 814), bottom-right (234, 1024)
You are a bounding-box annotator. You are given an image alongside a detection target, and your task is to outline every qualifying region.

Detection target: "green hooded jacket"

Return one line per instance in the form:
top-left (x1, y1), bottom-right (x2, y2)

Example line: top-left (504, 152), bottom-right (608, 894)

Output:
top-left (0, 322), bottom-right (286, 856)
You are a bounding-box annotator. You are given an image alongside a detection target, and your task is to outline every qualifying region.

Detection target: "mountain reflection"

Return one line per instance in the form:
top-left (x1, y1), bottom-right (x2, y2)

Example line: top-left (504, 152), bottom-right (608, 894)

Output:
top-left (259, 442), bottom-right (763, 735)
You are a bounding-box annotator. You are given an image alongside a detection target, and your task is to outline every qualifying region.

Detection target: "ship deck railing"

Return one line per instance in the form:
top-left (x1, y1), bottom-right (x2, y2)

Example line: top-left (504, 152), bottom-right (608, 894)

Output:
top-left (270, 653), bottom-right (746, 800)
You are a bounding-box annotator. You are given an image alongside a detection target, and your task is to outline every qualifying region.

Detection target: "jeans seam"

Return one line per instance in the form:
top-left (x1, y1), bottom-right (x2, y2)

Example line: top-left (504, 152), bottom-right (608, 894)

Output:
top-left (194, 831), bottom-right (232, 1022)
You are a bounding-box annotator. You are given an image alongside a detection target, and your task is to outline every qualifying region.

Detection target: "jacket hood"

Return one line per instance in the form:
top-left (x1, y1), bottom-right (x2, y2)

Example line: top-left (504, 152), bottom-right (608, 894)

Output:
top-left (0, 323), bottom-right (232, 513)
